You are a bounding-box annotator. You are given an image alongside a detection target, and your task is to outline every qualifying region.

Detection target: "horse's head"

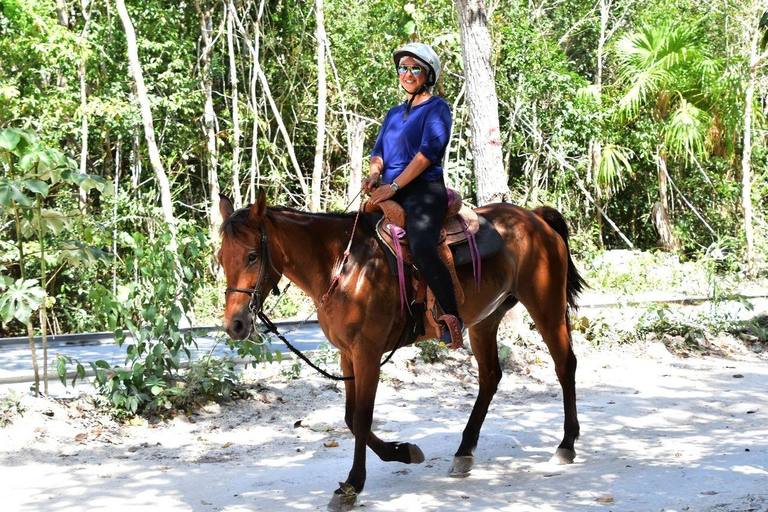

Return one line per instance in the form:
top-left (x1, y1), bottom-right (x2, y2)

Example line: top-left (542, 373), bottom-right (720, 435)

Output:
top-left (218, 191), bottom-right (282, 340)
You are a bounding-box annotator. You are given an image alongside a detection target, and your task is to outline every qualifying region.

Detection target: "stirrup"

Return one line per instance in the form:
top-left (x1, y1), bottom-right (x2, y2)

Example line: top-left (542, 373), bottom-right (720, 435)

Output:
top-left (438, 314), bottom-right (464, 350)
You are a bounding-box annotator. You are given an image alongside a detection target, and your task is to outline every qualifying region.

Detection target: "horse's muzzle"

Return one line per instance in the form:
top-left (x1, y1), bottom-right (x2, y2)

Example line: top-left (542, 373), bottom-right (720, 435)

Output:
top-left (224, 309), bottom-right (253, 340)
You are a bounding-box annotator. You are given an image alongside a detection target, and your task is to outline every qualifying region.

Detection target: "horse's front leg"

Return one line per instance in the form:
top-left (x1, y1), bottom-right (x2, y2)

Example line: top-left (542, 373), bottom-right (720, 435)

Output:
top-left (339, 353), bottom-right (425, 465)
top-left (328, 351), bottom-right (381, 512)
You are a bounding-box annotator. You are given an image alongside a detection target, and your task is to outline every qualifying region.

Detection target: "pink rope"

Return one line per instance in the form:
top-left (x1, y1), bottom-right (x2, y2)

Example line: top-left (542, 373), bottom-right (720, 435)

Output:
top-left (460, 216), bottom-right (481, 291)
top-left (387, 224), bottom-right (409, 314)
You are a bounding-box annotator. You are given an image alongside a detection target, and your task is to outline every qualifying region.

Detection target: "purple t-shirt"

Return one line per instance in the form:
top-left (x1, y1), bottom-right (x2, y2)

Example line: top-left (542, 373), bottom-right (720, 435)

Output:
top-left (370, 96), bottom-right (452, 184)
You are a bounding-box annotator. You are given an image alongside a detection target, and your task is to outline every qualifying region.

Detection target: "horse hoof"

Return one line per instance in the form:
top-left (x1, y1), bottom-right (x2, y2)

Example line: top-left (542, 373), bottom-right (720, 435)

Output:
top-left (409, 444), bottom-right (425, 464)
top-left (550, 448), bottom-right (576, 465)
top-left (448, 455), bottom-right (474, 477)
top-left (327, 490), bottom-right (357, 512)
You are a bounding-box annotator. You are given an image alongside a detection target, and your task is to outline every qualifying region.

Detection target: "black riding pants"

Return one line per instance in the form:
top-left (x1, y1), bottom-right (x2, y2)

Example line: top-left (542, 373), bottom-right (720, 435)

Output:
top-left (393, 178), bottom-right (460, 319)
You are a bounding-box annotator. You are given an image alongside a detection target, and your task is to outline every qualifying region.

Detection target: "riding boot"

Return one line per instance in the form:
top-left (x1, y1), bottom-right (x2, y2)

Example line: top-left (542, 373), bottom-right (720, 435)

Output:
top-left (438, 314), bottom-right (464, 350)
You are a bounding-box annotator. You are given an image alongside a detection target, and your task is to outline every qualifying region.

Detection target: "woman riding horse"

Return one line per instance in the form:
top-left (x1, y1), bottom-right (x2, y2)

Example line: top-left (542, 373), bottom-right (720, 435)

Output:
top-left (362, 42), bottom-right (463, 346)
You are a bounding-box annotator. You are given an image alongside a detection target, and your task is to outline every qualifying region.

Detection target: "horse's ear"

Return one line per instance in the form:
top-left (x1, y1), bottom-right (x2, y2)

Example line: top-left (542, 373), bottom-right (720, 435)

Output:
top-left (250, 189), bottom-right (267, 220)
top-left (219, 194), bottom-right (235, 221)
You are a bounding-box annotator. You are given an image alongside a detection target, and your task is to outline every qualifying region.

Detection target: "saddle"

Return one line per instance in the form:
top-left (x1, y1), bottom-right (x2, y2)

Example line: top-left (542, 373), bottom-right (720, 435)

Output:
top-left (363, 189), bottom-right (487, 347)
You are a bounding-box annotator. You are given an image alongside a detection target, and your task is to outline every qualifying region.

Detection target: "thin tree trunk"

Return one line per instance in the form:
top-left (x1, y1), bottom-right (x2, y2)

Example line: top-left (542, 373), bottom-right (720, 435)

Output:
top-left (36, 196), bottom-right (48, 394)
top-left (596, 0), bottom-right (609, 90)
top-left (13, 203), bottom-right (40, 395)
top-left (444, 82), bottom-right (466, 187)
top-left (55, 0), bottom-right (69, 27)
top-left (113, 137), bottom-right (121, 296)
top-left (248, 0), bottom-right (266, 204)
top-left (115, 0), bottom-right (177, 246)
top-left (310, 0), bottom-right (327, 212)
top-left (227, 4), bottom-right (243, 208)
top-left (590, 139), bottom-right (605, 249)
top-left (78, 1), bottom-right (94, 213)
top-left (227, 2), bottom-right (309, 204)
top-left (116, 0), bottom-right (190, 326)
top-left (346, 118), bottom-right (366, 210)
top-left (740, 9), bottom-right (766, 278)
top-left (456, 0), bottom-right (511, 205)
top-left (655, 148), bottom-right (680, 252)
top-left (195, 0), bottom-right (222, 241)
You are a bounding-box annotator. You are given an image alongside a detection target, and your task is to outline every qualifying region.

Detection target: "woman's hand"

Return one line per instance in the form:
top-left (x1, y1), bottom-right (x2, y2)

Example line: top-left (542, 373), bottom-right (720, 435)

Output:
top-left (369, 184), bottom-right (395, 205)
top-left (361, 174), bottom-right (380, 194)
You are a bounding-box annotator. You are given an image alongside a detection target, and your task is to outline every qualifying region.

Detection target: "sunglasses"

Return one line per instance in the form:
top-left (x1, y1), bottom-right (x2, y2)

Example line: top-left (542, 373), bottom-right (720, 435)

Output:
top-left (397, 65), bottom-right (423, 76)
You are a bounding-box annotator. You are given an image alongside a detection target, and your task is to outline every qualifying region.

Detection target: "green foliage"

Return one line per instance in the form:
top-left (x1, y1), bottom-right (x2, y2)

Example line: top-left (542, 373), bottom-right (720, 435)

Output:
top-left (0, 0), bottom-right (765, 411)
top-left (416, 339), bottom-right (448, 363)
top-left (0, 390), bottom-right (24, 428)
top-left (0, 278), bottom-right (45, 323)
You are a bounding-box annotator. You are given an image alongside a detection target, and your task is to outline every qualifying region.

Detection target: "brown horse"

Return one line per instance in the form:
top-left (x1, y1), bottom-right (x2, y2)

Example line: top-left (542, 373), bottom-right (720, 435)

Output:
top-left (218, 191), bottom-right (585, 511)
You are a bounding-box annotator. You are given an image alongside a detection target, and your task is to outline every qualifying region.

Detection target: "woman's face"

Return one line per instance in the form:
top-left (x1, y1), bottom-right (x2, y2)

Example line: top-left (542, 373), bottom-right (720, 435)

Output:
top-left (398, 56), bottom-right (427, 95)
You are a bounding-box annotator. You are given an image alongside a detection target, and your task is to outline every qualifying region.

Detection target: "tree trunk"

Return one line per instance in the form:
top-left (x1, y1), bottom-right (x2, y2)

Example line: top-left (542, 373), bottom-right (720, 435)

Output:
top-left (740, 10), bottom-right (765, 278)
top-left (195, 0), bottom-right (222, 241)
top-left (55, 0), bottom-right (69, 27)
top-left (115, 0), bottom-right (178, 246)
top-left (455, 0), bottom-right (511, 205)
top-left (310, 0), bottom-right (327, 212)
top-left (227, 2), bottom-right (309, 204)
top-left (248, 0), bottom-right (266, 204)
top-left (655, 149), bottom-right (680, 252)
top-left (347, 118), bottom-right (366, 210)
top-left (596, 0), bottom-right (609, 90)
top-left (78, 2), bottom-right (94, 213)
top-left (590, 139), bottom-right (605, 249)
top-left (226, 4), bottom-right (243, 208)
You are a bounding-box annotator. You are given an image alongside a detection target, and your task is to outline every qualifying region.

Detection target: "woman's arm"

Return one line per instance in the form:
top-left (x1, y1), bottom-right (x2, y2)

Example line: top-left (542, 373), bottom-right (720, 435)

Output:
top-left (369, 152), bottom-right (431, 204)
top-left (362, 156), bottom-right (384, 193)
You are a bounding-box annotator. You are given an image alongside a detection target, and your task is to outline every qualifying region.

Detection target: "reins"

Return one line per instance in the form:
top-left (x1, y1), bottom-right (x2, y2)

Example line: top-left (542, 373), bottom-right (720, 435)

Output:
top-left (226, 196), bottom-right (409, 381)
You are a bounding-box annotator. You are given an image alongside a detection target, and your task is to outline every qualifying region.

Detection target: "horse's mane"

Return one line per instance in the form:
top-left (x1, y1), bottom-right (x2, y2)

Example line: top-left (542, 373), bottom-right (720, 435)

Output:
top-left (268, 205), bottom-right (359, 220)
top-left (220, 205), bottom-right (372, 239)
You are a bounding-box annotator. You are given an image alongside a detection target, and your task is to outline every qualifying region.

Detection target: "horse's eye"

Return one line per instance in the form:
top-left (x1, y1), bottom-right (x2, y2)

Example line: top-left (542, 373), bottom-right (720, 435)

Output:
top-left (248, 251), bottom-right (259, 263)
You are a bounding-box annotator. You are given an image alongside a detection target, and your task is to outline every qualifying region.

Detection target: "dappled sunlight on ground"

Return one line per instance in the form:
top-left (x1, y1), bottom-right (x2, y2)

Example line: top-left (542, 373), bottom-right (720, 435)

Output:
top-left (1, 342), bottom-right (767, 511)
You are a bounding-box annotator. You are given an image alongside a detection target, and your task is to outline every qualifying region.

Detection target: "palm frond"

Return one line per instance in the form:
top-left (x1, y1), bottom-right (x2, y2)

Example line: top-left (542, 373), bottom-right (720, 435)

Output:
top-left (663, 97), bottom-right (711, 163)
top-left (617, 68), bottom-right (670, 119)
top-left (594, 144), bottom-right (634, 198)
top-left (577, 84), bottom-right (601, 104)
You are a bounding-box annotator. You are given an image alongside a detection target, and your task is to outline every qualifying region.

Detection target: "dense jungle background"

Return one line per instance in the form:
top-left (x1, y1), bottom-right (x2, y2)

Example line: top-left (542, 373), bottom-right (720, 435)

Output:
top-left (1, 0), bottom-right (767, 405)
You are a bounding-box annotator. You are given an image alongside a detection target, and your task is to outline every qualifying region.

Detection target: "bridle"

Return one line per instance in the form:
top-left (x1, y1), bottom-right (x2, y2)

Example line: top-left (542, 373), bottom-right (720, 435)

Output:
top-left (225, 224), bottom-right (281, 317)
top-left (222, 204), bottom-right (411, 381)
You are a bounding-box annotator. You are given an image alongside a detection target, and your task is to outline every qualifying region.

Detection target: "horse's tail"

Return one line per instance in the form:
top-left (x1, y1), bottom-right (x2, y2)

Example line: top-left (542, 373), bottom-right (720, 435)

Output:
top-left (533, 206), bottom-right (587, 312)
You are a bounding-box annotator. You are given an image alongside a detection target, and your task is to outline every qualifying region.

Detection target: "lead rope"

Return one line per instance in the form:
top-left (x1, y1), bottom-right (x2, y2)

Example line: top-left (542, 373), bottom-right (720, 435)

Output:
top-left (254, 193), bottom-right (409, 381)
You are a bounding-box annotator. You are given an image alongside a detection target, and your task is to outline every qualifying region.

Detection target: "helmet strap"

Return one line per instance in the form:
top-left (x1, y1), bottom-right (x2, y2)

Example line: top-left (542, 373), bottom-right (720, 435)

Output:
top-left (403, 84), bottom-right (427, 122)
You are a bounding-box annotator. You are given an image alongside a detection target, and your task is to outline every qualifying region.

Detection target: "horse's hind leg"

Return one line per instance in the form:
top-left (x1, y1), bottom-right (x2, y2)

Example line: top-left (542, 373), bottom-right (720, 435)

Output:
top-left (527, 308), bottom-right (579, 464)
top-left (449, 298), bottom-right (516, 477)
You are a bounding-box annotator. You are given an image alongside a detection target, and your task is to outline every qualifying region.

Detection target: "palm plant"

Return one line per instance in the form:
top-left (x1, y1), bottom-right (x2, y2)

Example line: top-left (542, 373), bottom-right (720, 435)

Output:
top-left (615, 23), bottom-right (714, 252)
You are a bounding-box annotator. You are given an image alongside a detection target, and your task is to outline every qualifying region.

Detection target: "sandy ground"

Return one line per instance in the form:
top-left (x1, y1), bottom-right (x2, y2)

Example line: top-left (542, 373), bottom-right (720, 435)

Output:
top-left (1, 314), bottom-right (767, 512)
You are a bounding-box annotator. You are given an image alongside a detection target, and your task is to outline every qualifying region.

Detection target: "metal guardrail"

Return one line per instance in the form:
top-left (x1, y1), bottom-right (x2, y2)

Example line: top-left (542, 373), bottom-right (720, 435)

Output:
top-left (0, 317), bottom-right (318, 348)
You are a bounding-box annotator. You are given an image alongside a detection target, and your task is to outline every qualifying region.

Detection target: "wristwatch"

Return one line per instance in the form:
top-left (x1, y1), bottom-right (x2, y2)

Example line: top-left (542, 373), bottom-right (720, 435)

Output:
top-left (390, 181), bottom-right (400, 193)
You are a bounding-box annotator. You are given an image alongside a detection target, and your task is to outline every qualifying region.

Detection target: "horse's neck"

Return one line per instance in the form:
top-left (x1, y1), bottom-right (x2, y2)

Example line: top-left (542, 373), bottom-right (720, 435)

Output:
top-left (268, 210), bottom-right (349, 302)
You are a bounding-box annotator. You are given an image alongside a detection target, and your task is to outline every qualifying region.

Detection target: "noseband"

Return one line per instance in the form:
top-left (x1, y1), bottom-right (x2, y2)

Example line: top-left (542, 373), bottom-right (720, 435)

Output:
top-left (225, 224), bottom-right (281, 315)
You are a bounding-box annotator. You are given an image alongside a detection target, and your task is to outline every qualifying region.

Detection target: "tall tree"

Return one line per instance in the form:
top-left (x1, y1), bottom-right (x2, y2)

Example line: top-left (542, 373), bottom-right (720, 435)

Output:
top-left (310, 0), bottom-right (328, 212)
top-left (455, 0), bottom-right (511, 205)
top-left (228, 1), bottom-right (309, 206)
top-left (739, 6), bottom-right (768, 277)
top-left (115, 0), bottom-right (178, 246)
top-left (616, 24), bottom-right (712, 251)
top-left (195, 0), bottom-right (223, 242)
top-left (226, 3), bottom-right (243, 208)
